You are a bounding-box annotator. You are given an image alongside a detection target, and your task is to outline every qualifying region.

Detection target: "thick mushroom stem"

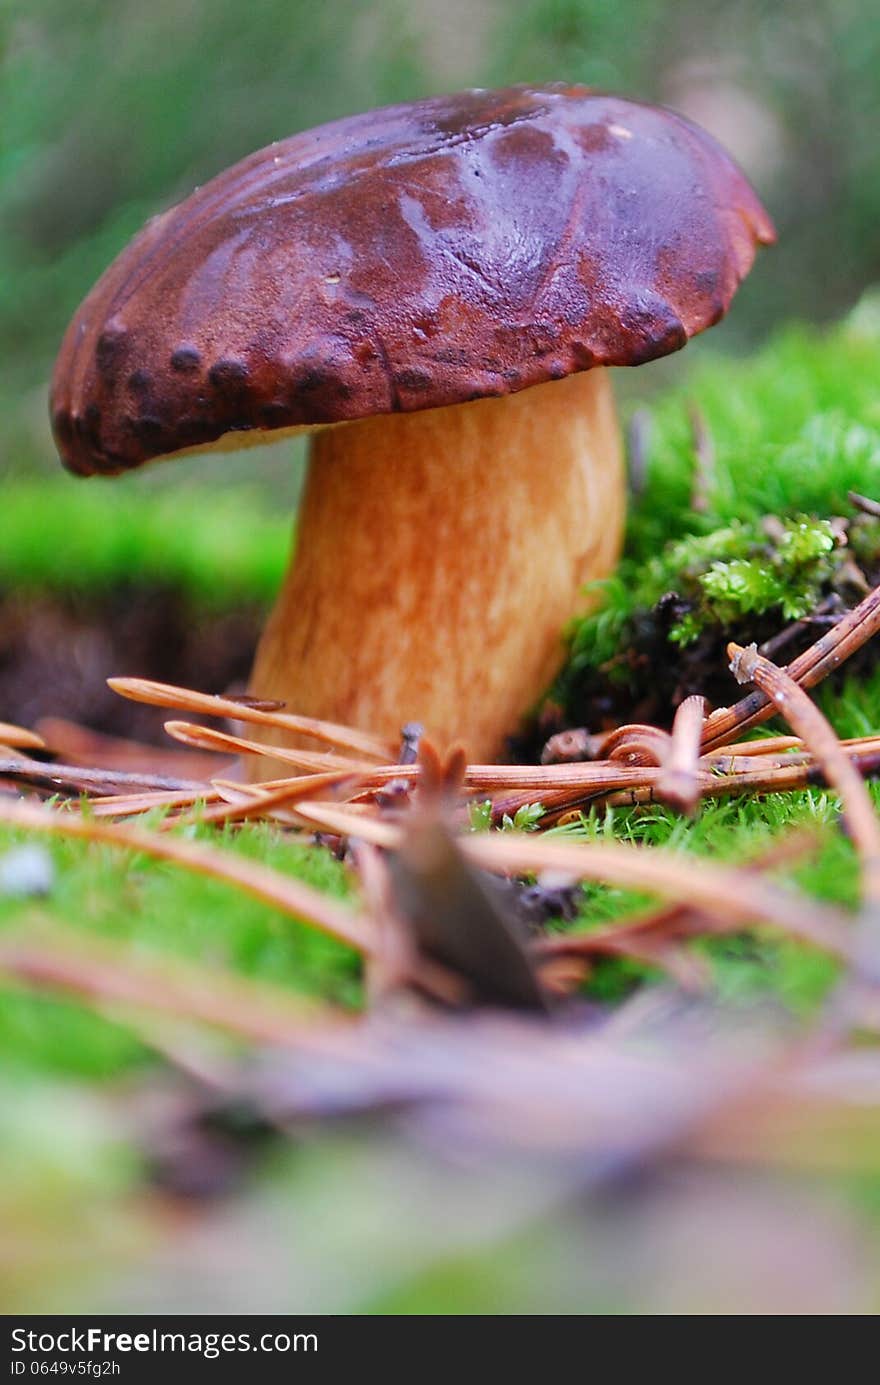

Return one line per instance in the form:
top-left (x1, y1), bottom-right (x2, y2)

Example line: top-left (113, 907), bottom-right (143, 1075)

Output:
top-left (248, 368), bottom-right (623, 772)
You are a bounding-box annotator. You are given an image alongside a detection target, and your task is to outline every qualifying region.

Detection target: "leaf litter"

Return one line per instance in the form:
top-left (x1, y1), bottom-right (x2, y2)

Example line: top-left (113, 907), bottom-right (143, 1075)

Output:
top-left (4, 577), bottom-right (880, 1249)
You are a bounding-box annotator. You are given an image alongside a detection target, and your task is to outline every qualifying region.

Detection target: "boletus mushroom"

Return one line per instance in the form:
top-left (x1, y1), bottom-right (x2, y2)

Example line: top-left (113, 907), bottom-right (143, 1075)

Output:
top-left (51, 85), bottom-right (774, 767)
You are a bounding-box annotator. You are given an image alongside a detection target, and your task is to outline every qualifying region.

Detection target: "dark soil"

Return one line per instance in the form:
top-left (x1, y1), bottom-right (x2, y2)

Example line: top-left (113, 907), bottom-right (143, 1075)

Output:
top-left (0, 586), bottom-right (264, 744)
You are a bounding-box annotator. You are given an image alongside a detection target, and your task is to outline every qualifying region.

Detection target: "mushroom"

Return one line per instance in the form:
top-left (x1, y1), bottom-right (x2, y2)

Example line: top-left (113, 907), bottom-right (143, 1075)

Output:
top-left (50, 85), bottom-right (774, 768)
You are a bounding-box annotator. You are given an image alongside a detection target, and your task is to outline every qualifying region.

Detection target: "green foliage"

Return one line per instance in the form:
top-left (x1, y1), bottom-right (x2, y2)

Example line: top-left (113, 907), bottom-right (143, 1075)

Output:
top-left (670, 516), bottom-right (837, 643)
top-left (467, 799), bottom-right (494, 832)
top-left (564, 318), bottom-right (880, 684)
top-left (502, 803), bottom-right (546, 832)
top-left (2, 304), bottom-right (880, 1129)
top-left (469, 800), bottom-right (546, 831)
top-left (0, 477), bottom-right (289, 605)
top-left (550, 783), bottom-right (868, 1013)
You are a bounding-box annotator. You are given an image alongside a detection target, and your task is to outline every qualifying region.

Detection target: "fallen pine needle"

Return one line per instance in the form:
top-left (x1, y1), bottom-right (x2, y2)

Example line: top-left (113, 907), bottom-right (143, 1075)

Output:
top-left (0, 797), bottom-right (373, 954)
top-left (0, 757), bottom-right (205, 795)
top-left (0, 928), bottom-right (342, 1046)
top-left (0, 722), bottom-right (46, 751)
top-left (728, 641), bottom-right (880, 904)
top-left (109, 676), bottom-right (393, 760)
top-left (87, 787), bottom-right (223, 818)
top-left (164, 720), bottom-right (378, 774)
top-left (656, 695), bottom-right (707, 814)
top-left (466, 833), bottom-right (856, 963)
top-left (178, 770), bottom-right (360, 827)
top-left (702, 579), bottom-right (880, 751)
top-left (286, 802), bottom-right (856, 962)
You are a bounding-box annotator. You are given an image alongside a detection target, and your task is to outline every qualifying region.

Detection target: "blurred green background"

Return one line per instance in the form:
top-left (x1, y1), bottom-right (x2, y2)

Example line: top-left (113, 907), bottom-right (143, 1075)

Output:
top-left (3, 3), bottom-right (880, 1316)
top-left (2, 0), bottom-right (879, 482)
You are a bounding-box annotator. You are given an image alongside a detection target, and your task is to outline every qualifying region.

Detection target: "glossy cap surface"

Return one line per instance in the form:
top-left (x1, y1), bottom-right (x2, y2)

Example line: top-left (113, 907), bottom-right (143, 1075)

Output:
top-left (51, 84), bottom-right (775, 475)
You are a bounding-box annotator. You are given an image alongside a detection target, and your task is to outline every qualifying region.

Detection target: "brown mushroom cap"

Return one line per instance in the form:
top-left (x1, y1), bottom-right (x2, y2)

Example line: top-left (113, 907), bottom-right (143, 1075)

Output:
top-left (51, 84), bottom-right (774, 477)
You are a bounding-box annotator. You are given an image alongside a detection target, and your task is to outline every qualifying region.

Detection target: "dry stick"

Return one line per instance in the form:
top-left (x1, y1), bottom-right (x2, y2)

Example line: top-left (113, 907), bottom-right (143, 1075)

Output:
top-left (218, 729), bottom-right (880, 829)
top-left (164, 720), bottom-right (379, 775)
top-left (164, 721), bottom-right (681, 796)
top-left (109, 676), bottom-right (393, 760)
top-left (656, 695), bottom-right (707, 814)
top-left (0, 797), bottom-right (373, 954)
top-left (0, 757), bottom-right (204, 795)
top-left (84, 731), bottom-right (880, 825)
top-left (596, 723), bottom-right (670, 762)
top-left (714, 734), bottom-right (804, 757)
top-left (88, 765), bottom-right (377, 819)
top-left (0, 723), bottom-right (46, 751)
top-left (584, 745), bottom-right (880, 815)
top-left (0, 929), bottom-right (339, 1047)
top-left (702, 580), bottom-right (880, 752)
top-left (535, 829), bottom-right (824, 960)
top-left (556, 739), bottom-right (880, 817)
top-left (466, 832), bottom-right (855, 962)
top-left (88, 787), bottom-right (223, 818)
top-left (176, 770), bottom-right (359, 827)
top-left (717, 732), bottom-right (880, 759)
top-left (849, 490), bottom-right (880, 519)
top-left (287, 801), bottom-right (854, 961)
top-left (728, 642), bottom-right (880, 904)
top-left (689, 401), bottom-right (715, 514)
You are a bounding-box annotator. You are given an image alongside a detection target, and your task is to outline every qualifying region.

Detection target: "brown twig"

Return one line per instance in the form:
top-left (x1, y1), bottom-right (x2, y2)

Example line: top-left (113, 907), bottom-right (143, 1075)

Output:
top-left (702, 580), bottom-right (880, 751)
top-left (163, 719), bottom-right (376, 774)
top-left (0, 722), bottom-right (46, 752)
top-left (848, 490), bottom-right (880, 519)
top-left (728, 642), bottom-right (880, 903)
top-left (87, 787), bottom-right (222, 818)
top-left (0, 757), bottom-right (205, 796)
top-left (582, 744), bottom-right (880, 815)
top-left (466, 832), bottom-right (855, 962)
top-left (0, 928), bottom-right (339, 1046)
top-left (656, 695), bottom-right (707, 813)
top-left (0, 797), bottom-right (373, 954)
top-left (109, 676), bottom-right (394, 760)
top-left (171, 770), bottom-right (359, 828)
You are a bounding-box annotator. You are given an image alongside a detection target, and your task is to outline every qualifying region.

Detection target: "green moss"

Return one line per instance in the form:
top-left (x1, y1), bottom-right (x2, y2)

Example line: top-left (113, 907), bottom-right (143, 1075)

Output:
top-left (0, 817), bottom-right (360, 1077)
top-left (2, 315), bottom-right (880, 1077)
top-left (560, 318), bottom-right (880, 716)
top-left (0, 477), bottom-right (290, 607)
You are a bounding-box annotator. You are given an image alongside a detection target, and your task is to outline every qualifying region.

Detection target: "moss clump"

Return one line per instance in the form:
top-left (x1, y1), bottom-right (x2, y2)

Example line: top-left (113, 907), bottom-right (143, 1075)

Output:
top-left (555, 316), bottom-right (880, 731)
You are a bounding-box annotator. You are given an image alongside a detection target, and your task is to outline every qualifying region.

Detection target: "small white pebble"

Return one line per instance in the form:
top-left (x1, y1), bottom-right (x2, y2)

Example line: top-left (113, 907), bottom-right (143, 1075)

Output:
top-left (0, 845), bottom-right (55, 898)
